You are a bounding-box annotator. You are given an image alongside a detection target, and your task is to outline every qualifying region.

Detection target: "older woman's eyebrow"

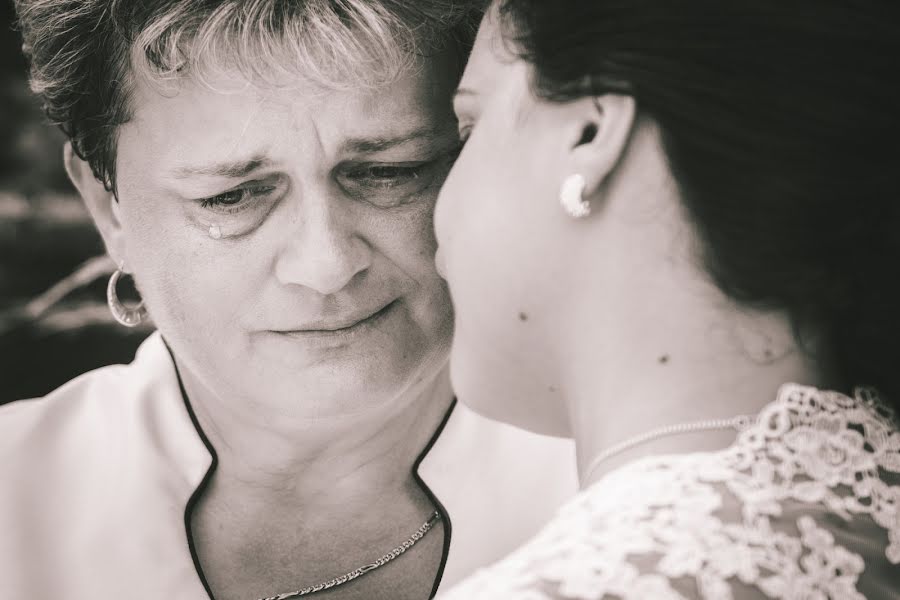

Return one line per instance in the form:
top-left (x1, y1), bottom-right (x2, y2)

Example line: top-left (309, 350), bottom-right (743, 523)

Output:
top-left (171, 156), bottom-right (273, 179)
top-left (340, 127), bottom-right (454, 154)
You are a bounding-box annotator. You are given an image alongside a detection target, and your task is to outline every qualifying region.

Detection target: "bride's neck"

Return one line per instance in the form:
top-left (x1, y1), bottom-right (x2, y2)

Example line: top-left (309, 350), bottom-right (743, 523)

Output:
top-left (561, 292), bottom-right (832, 488)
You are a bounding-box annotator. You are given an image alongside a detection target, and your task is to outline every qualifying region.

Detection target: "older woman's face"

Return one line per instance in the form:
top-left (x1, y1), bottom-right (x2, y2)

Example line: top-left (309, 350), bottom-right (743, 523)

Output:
top-left (112, 54), bottom-right (459, 416)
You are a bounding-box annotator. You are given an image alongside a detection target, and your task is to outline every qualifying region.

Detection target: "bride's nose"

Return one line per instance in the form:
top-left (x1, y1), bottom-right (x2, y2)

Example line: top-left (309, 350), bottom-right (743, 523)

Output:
top-left (274, 193), bottom-right (372, 295)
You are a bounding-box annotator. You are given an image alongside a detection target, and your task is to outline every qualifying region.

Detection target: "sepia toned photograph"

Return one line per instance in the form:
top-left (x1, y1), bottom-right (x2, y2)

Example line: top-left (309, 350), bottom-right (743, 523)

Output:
top-left (1, 1), bottom-right (898, 599)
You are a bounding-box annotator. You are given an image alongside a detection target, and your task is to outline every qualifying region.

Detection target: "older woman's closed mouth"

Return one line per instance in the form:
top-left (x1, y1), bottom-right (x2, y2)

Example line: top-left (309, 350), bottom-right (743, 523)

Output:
top-left (268, 299), bottom-right (399, 339)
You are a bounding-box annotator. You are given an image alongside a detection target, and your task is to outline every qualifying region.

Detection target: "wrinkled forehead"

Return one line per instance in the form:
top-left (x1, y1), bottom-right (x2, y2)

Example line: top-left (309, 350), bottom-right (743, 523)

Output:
top-left (116, 49), bottom-right (463, 194)
top-left (110, 1), bottom-right (468, 187)
top-left (122, 50), bottom-right (460, 149)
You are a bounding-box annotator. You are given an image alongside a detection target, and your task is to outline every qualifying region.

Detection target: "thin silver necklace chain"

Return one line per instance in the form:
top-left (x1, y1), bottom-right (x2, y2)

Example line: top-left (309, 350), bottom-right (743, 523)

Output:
top-left (583, 414), bottom-right (757, 483)
top-left (256, 510), bottom-right (442, 600)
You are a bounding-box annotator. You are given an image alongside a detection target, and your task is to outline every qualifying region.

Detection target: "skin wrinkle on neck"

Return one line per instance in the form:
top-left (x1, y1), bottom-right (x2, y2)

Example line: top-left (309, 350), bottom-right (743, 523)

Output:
top-left (178, 353), bottom-right (455, 509)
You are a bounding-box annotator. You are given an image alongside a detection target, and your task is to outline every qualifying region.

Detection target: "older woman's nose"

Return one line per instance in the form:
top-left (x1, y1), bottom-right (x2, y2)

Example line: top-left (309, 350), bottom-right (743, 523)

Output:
top-left (274, 200), bottom-right (372, 295)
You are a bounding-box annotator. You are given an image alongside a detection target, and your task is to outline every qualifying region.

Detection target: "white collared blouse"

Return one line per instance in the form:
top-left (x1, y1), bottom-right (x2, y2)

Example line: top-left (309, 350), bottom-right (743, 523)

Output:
top-left (0, 332), bottom-right (578, 599)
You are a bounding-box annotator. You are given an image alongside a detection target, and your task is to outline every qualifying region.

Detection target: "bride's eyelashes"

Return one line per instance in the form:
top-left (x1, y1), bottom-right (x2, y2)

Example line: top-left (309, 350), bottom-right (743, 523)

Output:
top-left (458, 123), bottom-right (474, 145)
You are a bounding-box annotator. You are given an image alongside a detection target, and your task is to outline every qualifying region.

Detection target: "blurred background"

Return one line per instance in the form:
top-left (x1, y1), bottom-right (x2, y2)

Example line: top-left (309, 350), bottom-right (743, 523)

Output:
top-left (0, 1), bottom-right (151, 404)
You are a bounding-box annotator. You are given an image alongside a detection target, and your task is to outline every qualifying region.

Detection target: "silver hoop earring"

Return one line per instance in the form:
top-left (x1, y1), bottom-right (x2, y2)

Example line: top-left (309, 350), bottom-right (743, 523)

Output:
top-left (559, 173), bottom-right (591, 218)
top-left (107, 264), bottom-right (147, 328)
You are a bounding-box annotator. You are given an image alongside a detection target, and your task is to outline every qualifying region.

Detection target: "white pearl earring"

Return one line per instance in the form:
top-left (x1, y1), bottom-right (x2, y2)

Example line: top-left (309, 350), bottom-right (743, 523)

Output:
top-left (559, 173), bottom-right (590, 218)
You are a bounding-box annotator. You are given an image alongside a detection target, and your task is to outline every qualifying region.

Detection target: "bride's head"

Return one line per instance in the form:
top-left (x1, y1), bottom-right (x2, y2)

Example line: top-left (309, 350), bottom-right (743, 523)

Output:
top-left (435, 0), bottom-right (900, 434)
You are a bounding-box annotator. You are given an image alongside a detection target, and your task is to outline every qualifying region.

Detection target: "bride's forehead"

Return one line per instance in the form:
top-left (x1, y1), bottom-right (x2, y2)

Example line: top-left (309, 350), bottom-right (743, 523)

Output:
top-left (461, 11), bottom-right (521, 89)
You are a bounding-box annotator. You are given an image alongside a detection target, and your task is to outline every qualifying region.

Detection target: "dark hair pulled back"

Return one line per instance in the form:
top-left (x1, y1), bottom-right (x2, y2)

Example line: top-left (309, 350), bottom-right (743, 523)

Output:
top-left (500, 0), bottom-right (900, 407)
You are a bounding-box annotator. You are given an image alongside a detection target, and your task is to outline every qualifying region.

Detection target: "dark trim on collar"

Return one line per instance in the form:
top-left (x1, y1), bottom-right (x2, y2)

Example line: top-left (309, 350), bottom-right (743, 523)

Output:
top-left (163, 340), bottom-right (218, 600)
top-left (413, 398), bottom-right (457, 599)
top-left (164, 338), bottom-right (455, 600)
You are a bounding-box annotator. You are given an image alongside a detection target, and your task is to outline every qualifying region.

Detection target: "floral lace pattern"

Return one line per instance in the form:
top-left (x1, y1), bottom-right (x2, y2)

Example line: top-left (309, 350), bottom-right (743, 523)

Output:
top-left (440, 385), bottom-right (900, 599)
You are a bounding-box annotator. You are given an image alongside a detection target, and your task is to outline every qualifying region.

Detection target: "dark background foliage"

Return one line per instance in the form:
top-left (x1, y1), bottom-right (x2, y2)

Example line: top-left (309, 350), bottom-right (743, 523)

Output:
top-left (1, 0), bottom-right (149, 404)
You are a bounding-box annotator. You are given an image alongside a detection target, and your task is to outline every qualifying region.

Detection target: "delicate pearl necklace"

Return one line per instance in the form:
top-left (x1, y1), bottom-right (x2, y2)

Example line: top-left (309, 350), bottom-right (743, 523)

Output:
top-left (582, 414), bottom-right (757, 482)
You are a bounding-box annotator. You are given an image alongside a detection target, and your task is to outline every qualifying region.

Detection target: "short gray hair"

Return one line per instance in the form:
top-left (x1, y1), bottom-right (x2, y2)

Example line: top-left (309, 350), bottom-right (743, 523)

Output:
top-left (15, 0), bottom-right (482, 192)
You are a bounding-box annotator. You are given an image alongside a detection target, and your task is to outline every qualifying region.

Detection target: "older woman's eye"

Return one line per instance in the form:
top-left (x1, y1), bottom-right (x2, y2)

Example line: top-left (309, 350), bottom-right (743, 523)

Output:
top-left (190, 178), bottom-right (286, 239)
top-left (337, 158), bottom-right (453, 208)
top-left (198, 184), bottom-right (277, 214)
top-left (347, 164), bottom-right (427, 189)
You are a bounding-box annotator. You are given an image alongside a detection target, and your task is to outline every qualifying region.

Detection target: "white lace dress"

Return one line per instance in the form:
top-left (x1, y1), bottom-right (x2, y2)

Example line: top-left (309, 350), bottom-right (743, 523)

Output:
top-left (439, 385), bottom-right (900, 599)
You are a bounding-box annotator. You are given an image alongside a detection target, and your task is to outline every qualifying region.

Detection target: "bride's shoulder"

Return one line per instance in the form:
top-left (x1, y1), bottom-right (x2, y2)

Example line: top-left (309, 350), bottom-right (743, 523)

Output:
top-left (438, 385), bottom-right (900, 600)
top-left (439, 452), bottom-right (748, 600)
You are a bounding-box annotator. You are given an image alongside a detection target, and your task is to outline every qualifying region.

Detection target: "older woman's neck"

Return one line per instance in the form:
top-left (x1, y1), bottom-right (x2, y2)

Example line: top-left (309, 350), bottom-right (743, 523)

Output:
top-left (178, 362), bottom-right (454, 509)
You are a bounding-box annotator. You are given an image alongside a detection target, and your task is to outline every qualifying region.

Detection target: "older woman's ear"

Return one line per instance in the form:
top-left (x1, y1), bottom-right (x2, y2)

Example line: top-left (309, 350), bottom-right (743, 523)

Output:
top-left (63, 142), bottom-right (126, 266)
top-left (568, 94), bottom-right (636, 200)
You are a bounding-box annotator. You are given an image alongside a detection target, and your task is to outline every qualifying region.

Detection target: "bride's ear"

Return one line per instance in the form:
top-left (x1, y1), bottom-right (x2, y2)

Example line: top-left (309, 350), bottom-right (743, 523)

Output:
top-left (64, 142), bottom-right (126, 265)
top-left (565, 94), bottom-right (636, 199)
